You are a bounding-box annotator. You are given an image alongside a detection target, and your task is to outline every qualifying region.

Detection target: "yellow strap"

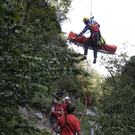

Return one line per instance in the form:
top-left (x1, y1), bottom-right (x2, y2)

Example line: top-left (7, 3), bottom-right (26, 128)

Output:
top-left (88, 23), bottom-right (98, 30)
top-left (88, 20), bottom-right (93, 27)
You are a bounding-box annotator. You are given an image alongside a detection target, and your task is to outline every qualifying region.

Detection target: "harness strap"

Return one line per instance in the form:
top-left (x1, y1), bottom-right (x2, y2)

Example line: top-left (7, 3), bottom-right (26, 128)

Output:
top-left (88, 23), bottom-right (98, 30)
top-left (102, 44), bottom-right (108, 51)
top-left (61, 114), bottom-right (75, 134)
top-left (90, 23), bottom-right (98, 30)
top-left (92, 31), bottom-right (100, 35)
top-left (80, 37), bottom-right (85, 43)
top-left (91, 31), bottom-right (100, 42)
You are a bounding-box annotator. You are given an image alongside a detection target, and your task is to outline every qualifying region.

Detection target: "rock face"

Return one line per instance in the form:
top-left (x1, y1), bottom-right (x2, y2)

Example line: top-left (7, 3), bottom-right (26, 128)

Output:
top-left (86, 109), bottom-right (96, 116)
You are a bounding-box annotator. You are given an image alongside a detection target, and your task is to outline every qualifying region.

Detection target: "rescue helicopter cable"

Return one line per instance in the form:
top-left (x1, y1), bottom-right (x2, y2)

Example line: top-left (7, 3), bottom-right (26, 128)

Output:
top-left (90, 0), bottom-right (92, 17)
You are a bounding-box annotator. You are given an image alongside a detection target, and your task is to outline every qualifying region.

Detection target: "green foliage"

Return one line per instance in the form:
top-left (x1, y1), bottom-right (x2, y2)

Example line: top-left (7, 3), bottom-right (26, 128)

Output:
top-left (51, 75), bottom-right (84, 98)
top-left (4, 0), bottom-right (135, 135)
top-left (96, 54), bottom-right (135, 135)
top-left (0, 0), bottom-right (86, 134)
top-left (79, 108), bottom-right (100, 135)
top-left (79, 60), bottom-right (104, 107)
top-left (38, 129), bottom-right (51, 135)
top-left (0, 106), bottom-right (39, 135)
top-left (75, 100), bottom-right (85, 114)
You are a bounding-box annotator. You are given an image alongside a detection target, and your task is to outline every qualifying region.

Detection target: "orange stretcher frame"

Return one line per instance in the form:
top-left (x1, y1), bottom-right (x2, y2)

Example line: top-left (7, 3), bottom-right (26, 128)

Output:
top-left (68, 31), bottom-right (117, 54)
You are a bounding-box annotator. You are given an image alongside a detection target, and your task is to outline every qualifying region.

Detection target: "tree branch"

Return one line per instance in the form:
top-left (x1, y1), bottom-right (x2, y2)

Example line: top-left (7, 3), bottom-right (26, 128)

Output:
top-left (23, 0), bottom-right (36, 24)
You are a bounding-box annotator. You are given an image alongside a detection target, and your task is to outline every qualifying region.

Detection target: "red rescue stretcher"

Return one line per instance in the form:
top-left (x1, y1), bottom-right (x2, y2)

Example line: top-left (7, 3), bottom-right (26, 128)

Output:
top-left (68, 31), bottom-right (117, 54)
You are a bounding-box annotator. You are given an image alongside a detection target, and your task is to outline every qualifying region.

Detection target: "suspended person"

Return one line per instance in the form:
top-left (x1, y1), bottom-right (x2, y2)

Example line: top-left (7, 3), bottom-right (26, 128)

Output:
top-left (71, 17), bottom-right (101, 64)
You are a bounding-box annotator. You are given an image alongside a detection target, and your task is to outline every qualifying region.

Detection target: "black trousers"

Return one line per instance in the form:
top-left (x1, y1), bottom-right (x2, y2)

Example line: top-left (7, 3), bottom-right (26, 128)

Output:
top-left (84, 33), bottom-right (101, 58)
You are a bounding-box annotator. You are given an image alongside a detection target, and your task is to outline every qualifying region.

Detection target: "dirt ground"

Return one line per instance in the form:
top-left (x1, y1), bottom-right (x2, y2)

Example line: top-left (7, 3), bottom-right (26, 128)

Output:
top-left (19, 106), bottom-right (95, 135)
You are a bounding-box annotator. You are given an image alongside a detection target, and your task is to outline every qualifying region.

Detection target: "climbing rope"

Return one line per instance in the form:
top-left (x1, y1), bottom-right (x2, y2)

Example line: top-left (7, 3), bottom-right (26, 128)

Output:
top-left (79, 75), bottom-right (87, 122)
top-left (76, 64), bottom-right (87, 122)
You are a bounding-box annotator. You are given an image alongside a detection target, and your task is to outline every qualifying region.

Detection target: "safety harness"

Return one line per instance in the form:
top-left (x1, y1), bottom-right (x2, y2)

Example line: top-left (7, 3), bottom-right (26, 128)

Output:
top-left (61, 114), bottom-right (76, 135)
top-left (88, 18), bottom-right (101, 44)
top-left (89, 18), bottom-right (106, 46)
top-left (88, 17), bottom-right (98, 30)
top-left (89, 23), bottom-right (98, 30)
top-left (79, 33), bottom-right (105, 46)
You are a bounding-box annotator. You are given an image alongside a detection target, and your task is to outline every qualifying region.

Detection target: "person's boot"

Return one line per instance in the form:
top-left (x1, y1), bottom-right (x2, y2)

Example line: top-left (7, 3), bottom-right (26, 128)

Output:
top-left (93, 58), bottom-right (96, 64)
top-left (80, 55), bottom-right (87, 61)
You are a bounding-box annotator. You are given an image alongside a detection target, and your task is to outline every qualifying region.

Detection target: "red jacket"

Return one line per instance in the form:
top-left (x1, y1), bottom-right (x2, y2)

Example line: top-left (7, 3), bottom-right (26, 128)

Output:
top-left (51, 103), bottom-right (60, 118)
top-left (56, 114), bottom-right (81, 135)
top-left (87, 97), bottom-right (91, 102)
top-left (89, 22), bottom-right (100, 33)
top-left (61, 102), bottom-right (67, 114)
